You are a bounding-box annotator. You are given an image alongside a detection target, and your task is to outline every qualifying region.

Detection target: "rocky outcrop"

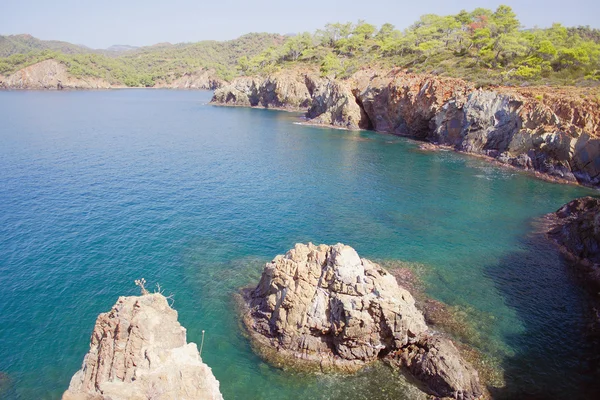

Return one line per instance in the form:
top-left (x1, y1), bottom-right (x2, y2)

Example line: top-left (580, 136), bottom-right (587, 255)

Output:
top-left (212, 71), bottom-right (317, 111)
top-left (306, 78), bottom-right (366, 129)
top-left (240, 243), bottom-right (482, 399)
top-left (155, 70), bottom-right (225, 90)
top-left (211, 69), bottom-right (600, 187)
top-left (547, 197), bottom-right (600, 289)
top-left (63, 293), bottom-right (223, 400)
top-left (1, 59), bottom-right (114, 89)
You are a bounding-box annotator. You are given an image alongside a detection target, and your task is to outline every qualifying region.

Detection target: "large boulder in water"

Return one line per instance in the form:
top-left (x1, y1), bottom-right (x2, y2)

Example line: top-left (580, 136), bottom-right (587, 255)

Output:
top-left (63, 293), bottom-right (223, 400)
top-left (241, 243), bottom-right (482, 399)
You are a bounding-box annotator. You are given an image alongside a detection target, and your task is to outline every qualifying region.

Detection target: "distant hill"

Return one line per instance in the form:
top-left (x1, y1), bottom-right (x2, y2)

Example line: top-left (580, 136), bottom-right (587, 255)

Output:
top-left (0, 34), bottom-right (90, 57)
top-left (0, 32), bottom-right (287, 86)
top-left (105, 44), bottom-right (139, 52)
top-left (4, 6), bottom-right (597, 89)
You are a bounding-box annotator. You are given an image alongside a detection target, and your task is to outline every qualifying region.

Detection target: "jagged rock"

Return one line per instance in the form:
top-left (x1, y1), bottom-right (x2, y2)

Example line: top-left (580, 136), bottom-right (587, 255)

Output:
top-left (390, 335), bottom-right (483, 400)
top-left (241, 243), bottom-right (482, 399)
top-left (547, 197), bottom-right (600, 289)
top-left (212, 71), bottom-right (315, 110)
top-left (356, 71), bottom-right (472, 138)
top-left (306, 79), bottom-right (367, 129)
top-left (63, 293), bottom-right (223, 400)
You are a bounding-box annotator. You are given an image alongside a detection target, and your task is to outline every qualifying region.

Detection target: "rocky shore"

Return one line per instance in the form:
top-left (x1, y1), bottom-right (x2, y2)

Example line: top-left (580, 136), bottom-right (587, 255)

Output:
top-left (211, 69), bottom-right (600, 188)
top-left (63, 292), bottom-right (223, 400)
top-left (239, 243), bottom-right (482, 399)
top-left (546, 196), bottom-right (600, 290)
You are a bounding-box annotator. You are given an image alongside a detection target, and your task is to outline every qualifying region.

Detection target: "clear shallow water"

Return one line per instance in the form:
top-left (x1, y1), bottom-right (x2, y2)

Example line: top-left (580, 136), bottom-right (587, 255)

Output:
top-left (0, 90), bottom-right (597, 399)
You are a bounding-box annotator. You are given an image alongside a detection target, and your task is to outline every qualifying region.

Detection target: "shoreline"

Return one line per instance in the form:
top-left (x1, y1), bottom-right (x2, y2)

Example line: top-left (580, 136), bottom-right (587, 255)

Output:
top-left (2, 84), bottom-right (596, 191)
top-left (293, 115), bottom-right (600, 191)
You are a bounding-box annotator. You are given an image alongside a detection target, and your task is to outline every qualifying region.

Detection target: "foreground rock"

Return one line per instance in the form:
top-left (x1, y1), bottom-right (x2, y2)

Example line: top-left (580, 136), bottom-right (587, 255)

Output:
top-left (241, 243), bottom-right (482, 399)
top-left (211, 69), bottom-right (600, 188)
top-left (63, 293), bottom-right (223, 400)
top-left (547, 197), bottom-right (600, 289)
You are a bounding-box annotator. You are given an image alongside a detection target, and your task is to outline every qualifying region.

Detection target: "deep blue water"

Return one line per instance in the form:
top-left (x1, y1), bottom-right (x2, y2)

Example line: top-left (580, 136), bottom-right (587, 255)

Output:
top-left (0, 89), bottom-right (597, 399)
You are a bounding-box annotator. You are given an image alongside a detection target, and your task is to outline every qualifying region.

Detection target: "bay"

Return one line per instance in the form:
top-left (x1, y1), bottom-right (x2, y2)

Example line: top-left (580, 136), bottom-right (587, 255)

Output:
top-left (0, 89), bottom-right (596, 399)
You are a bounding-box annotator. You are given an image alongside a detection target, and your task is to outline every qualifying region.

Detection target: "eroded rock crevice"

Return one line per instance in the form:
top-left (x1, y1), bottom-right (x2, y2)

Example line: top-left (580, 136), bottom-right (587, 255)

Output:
top-left (351, 89), bottom-right (373, 130)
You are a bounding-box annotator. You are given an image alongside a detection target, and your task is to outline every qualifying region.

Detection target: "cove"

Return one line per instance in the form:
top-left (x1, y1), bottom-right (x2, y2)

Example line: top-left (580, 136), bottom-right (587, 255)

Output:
top-left (0, 89), bottom-right (597, 399)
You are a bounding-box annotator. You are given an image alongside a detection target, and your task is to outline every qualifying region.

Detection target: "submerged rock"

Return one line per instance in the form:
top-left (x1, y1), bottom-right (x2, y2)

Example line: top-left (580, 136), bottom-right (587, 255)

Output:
top-left (240, 243), bottom-right (482, 399)
top-left (0, 371), bottom-right (10, 396)
top-left (63, 293), bottom-right (223, 400)
top-left (547, 196), bottom-right (600, 289)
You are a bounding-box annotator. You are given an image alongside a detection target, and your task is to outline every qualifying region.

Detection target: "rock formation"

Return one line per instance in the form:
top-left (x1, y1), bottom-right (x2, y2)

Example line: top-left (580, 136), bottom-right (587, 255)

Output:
top-left (63, 293), bottom-right (223, 400)
top-left (547, 196), bottom-right (600, 289)
top-left (154, 69), bottom-right (224, 90)
top-left (240, 243), bottom-right (482, 399)
top-left (212, 70), bottom-right (316, 110)
top-left (211, 69), bottom-right (600, 188)
top-left (1, 59), bottom-right (114, 89)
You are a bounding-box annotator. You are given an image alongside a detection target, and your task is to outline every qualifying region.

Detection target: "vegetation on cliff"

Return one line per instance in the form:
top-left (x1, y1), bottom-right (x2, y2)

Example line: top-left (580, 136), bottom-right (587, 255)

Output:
top-left (241, 5), bottom-right (600, 87)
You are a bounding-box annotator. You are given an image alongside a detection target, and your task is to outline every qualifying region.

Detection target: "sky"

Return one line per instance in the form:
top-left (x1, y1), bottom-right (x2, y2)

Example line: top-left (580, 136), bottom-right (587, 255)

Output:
top-left (1, 0), bottom-right (599, 49)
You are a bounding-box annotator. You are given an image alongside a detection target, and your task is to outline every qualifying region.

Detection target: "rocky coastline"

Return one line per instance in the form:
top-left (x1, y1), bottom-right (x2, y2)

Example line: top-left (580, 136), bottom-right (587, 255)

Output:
top-left (211, 68), bottom-right (600, 188)
top-left (546, 196), bottom-right (600, 290)
top-left (63, 292), bottom-right (223, 400)
top-left (239, 243), bottom-right (483, 399)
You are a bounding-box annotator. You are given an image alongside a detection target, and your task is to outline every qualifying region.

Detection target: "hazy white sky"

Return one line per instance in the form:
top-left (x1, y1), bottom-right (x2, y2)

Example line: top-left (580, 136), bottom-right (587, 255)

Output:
top-left (1, 0), bottom-right (599, 49)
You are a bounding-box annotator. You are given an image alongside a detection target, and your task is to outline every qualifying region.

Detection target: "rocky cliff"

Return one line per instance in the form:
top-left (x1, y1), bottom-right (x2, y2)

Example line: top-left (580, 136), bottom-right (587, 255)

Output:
top-left (547, 197), bottom-right (600, 289)
top-left (0, 59), bottom-right (115, 89)
top-left (63, 293), bottom-right (223, 400)
top-left (154, 70), bottom-right (224, 90)
top-left (211, 69), bottom-right (600, 188)
top-left (211, 70), bottom-right (315, 110)
top-left (0, 60), bottom-right (223, 90)
top-left (240, 243), bottom-right (482, 399)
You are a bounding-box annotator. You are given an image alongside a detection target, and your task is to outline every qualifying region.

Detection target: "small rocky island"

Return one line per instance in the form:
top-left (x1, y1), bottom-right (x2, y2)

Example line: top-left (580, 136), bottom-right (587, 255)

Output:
top-left (63, 292), bottom-right (223, 400)
top-left (240, 243), bottom-right (482, 399)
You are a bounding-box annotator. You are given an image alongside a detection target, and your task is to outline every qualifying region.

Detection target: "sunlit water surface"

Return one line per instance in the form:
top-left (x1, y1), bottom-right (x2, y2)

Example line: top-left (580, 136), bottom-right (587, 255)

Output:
top-left (0, 90), bottom-right (597, 399)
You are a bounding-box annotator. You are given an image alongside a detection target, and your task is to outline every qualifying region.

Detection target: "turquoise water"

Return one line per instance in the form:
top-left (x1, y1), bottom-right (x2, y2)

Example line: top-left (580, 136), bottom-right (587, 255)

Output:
top-left (0, 90), bottom-right (597, 399)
